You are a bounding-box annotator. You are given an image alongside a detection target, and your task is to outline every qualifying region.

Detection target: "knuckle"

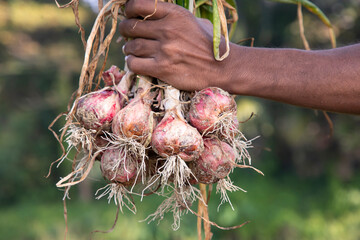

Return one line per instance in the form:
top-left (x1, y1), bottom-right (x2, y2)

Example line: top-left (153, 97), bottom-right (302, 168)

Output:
top-left (201, 18), bottom-right (212, 26)
top-left (160, 44), bottom-right (172, 56)
top-left (127, 19), bottom-right (138, 33)
top-left (128, 39), bottom-right (149, 56)
top-left (169, 4), bottom-right (188, 17)
top-left (160, 44), bottom-right (181, 64)
top-left (132, 39), bottom-right (143, 53)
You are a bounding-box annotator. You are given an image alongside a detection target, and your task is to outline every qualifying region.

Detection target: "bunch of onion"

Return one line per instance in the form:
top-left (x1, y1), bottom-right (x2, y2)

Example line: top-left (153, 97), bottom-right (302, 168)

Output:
top-left (53, 67), bottom-right (260, 230)
top-left (56, 66), bottom-right (133, 191)
top-left (49, 0), bottom-right (262, 236)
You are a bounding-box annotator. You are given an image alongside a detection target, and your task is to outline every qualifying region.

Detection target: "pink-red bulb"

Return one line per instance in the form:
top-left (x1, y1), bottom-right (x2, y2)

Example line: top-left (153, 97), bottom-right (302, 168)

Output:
top-left (189, 87), bottom-right (238, 134)
top-left (100, 148), bottom-right (137, 184)
top-left (151, 113), bottom-right (204, 162)
top-left (112, 96), bottom-right (153, 143)
top-left (191, 138), bottom-right (235, 184)
top-left (76, 89), bottom-right (121, 130)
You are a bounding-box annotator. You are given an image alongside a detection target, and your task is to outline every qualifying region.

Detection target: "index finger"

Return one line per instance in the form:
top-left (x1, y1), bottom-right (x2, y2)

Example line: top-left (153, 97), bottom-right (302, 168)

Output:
top-left (125, 0), bottom-right (172, 19)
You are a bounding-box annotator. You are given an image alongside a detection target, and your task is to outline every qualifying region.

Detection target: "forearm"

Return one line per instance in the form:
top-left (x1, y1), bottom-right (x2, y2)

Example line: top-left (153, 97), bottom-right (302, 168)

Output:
top-left (222, 44), bottom-right (360, 114)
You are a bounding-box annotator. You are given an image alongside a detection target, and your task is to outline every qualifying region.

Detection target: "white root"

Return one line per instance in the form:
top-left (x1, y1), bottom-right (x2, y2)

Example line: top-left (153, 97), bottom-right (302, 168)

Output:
top-left (144, 191), bottom-right (183, 230)
top-left (157, 155), bottom-right (194, 192)
top-left (58, 124), bottom-right (96, 168)
top-left (201, 111), bottom-right (258, 165)
top-left (95, 183), bottom-right (136, 214)
top-left (216, 176), bottom-right (246, 211)
top-left (231, 135), bottom-right (259, 166)
top-left (102, 131), bottom-right (149, 191)
top-left (202, 111), bottom-right (237, 138)
top-left (60, 150), bottom-right (96, 199)
top-left (143, 185), bottom-right (203, 231)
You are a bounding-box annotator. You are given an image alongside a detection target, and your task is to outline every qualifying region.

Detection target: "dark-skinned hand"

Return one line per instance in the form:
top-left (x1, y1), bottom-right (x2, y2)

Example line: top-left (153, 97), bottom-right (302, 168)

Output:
top-left (119, 0), bottom-right (235, 91)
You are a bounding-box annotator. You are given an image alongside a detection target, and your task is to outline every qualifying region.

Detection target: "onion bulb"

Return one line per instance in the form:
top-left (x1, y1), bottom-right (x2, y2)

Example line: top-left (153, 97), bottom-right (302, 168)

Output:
top-left (189, 87), bottom-right (239, 138)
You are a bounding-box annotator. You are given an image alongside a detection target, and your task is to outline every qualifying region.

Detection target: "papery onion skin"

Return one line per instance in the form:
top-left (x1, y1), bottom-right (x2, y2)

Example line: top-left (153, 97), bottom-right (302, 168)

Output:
top-left (112, 95), bottom-right (153, 143)
top-left (100, 148), bottom-right (137, 184)
top-left (76, 89), bottom-right (121, 131)
top-left (189, 87), bottom-right (237, 134)
top-left (151, 113), bottom-right (204, 162)
top-left (102, 65), bottom-right (125, 86)
top-left (191, 138), bottom-right (235, 184)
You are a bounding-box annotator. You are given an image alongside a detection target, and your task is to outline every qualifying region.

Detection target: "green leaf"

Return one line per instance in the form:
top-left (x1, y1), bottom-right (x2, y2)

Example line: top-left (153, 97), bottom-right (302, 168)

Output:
top-left (212, 0), bottom-right (221, 60)
top-left (195, 0), bottom-right (208, 8)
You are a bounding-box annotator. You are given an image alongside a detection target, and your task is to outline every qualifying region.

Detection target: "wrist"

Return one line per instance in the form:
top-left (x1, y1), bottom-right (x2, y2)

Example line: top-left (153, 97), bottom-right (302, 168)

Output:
top-left (212, 43), bottom-right (251, 95)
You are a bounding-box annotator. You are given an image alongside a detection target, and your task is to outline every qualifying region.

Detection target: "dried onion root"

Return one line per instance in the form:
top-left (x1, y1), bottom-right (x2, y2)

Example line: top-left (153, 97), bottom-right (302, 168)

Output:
top-left (143, 185), bottom-right (203, 231)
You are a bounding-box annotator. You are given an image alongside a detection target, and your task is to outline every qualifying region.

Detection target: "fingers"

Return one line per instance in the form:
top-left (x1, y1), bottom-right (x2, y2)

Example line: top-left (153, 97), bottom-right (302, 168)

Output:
top-left (126, 55), bottom-right (158, 77)
top-left (124, 0), bottom-right (172, 19)
top-left (119, 18), bottom-right (160, 39)
top-left (123, 39), bottom-right (159, 58)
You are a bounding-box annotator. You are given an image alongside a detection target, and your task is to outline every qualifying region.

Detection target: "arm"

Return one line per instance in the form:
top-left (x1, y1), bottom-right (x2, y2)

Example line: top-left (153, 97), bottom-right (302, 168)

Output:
top-left (119, 0), bottom-right (360, 114)
top-left (225, 44), bottom-right (360, 114)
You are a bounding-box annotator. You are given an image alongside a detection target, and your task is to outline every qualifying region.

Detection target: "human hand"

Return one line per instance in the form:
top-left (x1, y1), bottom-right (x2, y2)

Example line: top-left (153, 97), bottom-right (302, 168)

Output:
top-left (118, 0), bottom-right (235, 92)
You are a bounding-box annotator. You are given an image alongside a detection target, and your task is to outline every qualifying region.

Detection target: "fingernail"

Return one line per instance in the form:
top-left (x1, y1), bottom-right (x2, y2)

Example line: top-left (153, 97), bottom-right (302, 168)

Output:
top-left (122, 45), bottom-right (125, 55)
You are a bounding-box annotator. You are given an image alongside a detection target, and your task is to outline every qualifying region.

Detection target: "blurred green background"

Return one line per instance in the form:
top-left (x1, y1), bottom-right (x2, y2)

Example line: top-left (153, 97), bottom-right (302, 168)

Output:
top-left (0, 0), bottom-right (359, 239)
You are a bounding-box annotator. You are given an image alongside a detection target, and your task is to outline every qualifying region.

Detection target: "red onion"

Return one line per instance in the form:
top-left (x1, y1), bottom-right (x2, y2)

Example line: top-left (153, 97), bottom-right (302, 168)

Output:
top-left (100, 148), bottom-right (137, 184)
top-left (112, 76), bottom-right (154, 145)
top-left (152, 112), bottom-right (204, 162)
top-left (189, 87), bottom-right (239, 138)
top-left (191, 138), bottom-right (235, 184)
top-left (75, 69), bottom-right (133, 131)
top-left (76, 88), bottom-right (121, 130)
top-left (152, 87), bottom-right (203, 162)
